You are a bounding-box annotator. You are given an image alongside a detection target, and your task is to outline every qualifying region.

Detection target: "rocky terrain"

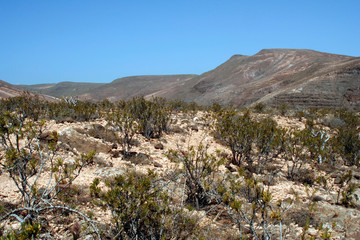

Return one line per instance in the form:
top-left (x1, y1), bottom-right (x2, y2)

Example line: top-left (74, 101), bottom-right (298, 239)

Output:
top-left (0, 95), bottom-right (359, 239)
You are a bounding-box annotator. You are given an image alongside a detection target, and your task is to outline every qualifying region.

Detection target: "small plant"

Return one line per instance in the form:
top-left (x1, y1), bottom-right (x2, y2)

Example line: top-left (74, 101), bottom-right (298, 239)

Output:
top-left (318, 224), bottom-right (332, 240)
top-left (304, 120), bottom-right (331, 164)
top-left (167, 144), bottom-right (225, 209)
top-left (335, 171), bottom-right (359, 207)
top-left (46, 98), bottom-right (100, 122)
top-left (107, 103), bottom-right (138, 156)
top-left (278, 103), bottom-right (289, 116)
top-left (219, 168), bottom-right (286, 240)
top-left (168, 99), bottom-right (200, 115)
top-left (334, 126), bottom-right (360, 166)
top-left (208, 101), bottom-right (223, 113)
top-left (90, 178), bottom-right (101, 198)
top-left (328, 109), bottom-right (360, 166)
top-left (1, 221), bottom-right (41, 240)
top-left (253, 102), bottom-right (266, 113)
top-left (214, 108), bottom-right (257, 166)
top-left (283, 129), bottom-right (309, 180)
top-left (253, 117), bottom-right (285, 174)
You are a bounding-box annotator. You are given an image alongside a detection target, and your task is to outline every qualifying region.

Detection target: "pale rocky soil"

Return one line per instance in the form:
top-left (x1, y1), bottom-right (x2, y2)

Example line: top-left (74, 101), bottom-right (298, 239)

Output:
top-left (1, 111), bottom-right (360, 239)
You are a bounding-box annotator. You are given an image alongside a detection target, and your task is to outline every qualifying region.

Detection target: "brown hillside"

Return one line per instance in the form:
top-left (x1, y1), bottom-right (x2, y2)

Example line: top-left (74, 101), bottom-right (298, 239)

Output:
top-left (18, 82), bottom-right (105, 98)
top-left (0, 80), bottom-right (57, 101)
top-left (0, 80), bottom-right (27, 99)
top-left (153, 49), bottom-right (360, 109)
top-left (79, 74), bottom-right (197, 101)
top-left (5, 49), bottom-right (360, 109)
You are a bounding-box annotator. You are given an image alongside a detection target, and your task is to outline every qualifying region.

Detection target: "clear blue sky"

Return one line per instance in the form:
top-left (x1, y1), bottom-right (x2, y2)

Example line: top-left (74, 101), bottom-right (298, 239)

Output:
top-left (1, 0), bottom-right (359, 85)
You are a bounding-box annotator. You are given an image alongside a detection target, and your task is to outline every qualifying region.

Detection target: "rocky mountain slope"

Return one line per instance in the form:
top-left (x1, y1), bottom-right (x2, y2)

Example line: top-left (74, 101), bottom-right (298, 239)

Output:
top-left (0, 80), bottom-right (56, 101)
top-left (152, 49), bottom-right (360, 109)
top-left (0, 80), bottom-right (28, 99)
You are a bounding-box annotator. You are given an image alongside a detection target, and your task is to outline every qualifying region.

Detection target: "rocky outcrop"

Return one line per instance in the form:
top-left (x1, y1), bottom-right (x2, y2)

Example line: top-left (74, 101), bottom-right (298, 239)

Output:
top-left (59, 128), bottom-right (112, 154)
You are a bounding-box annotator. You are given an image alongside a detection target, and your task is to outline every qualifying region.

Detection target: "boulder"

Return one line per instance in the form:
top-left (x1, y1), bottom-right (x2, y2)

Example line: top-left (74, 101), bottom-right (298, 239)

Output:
top-left (95, 167), bottom-right (126, 178)
top-left (188, 124), bottom-right (199, 132)
top-left (39, 131), bottom-right (57, 142)
top-left (154, 143), bottom-right (164, 150)
top-left (59, 128), bottom-right (111, 154)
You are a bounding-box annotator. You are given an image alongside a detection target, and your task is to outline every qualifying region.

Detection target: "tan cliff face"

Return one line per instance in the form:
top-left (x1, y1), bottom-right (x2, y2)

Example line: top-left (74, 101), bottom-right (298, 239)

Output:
top-left (5, 49), bottom-right (360, 109)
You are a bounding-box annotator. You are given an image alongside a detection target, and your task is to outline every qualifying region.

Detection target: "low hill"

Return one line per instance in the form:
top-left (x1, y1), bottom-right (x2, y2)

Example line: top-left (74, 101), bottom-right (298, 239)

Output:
top-left (0, 80), bottom-right (26, 98)
top-left (78, 75), bottom-right (197, 101)
top-left (18, 81), bottom-right (105, 98)
top-left (0, 80), bottom-right (57, 101)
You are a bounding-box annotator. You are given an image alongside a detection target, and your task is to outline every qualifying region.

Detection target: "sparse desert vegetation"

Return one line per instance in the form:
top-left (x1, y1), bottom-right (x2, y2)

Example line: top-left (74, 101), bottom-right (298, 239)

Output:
top-left (0, 95), bottom-right (360, 239)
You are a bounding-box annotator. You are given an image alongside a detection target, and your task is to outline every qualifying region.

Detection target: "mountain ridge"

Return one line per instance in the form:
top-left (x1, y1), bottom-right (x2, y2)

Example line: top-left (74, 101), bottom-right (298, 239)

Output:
top-left (18, 82), bottom-right (106, 98)
top-left (151, 48), bottom-right (359, 109)
top-left (4, 48), bottom-right (360, 109)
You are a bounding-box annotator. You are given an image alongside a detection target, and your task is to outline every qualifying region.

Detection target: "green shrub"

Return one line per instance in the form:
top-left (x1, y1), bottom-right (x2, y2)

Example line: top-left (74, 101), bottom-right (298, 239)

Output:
top-left (334, 126), bottom-right (360, 166)
top-left (284, 129), bottom-right (309, 180)
top-left (98, 99), bottom-right (115, 116)
top-left (253, 102), bottom-right (266, 113)
top-left (167, 144), bottom-right (225, 209)
top-left (215, 108), bottom-right (286, 172)
top-left (253, 117), bottom-right (286, 173)
top-left (107, 103), bottom-right (138, 156)
top-left (303, 120), bottom-right (331, 165)
top-left (99, 170), bottom-right (171, 239)
top-left (335, 171), bottom-right (359, 207)
top-left (1, 222), bottom-right (41, 240)
top-left (278, 103), bottom-right (289, 116)
top-left (128, 97), bottom-right (171, 139)
top-left (219, 168), bottom-right (286, 239)
top-left (208, 101), bottom-right (223, 113)
top-left (337, 109), bottom-right (359, 128)
top-left (52, 99), bottom-right (100, 122)
top-left (295, 110), bottom-right (306, 121)
top-left (214, 108), bottom-right (257, 166)
top-left (0, 93), bottom-right (46, 122)
top-left (90, 178), bottom-right (101, 198)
